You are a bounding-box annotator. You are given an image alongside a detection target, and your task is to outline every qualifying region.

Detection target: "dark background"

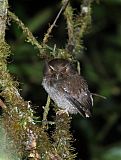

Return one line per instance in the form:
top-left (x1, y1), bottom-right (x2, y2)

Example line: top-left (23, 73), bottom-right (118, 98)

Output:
top-left (7, 0), bottom-right (121, 160)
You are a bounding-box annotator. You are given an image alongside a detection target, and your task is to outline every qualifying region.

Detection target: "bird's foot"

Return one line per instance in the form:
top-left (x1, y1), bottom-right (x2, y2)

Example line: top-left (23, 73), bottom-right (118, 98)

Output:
top-left (56, 109), bottom-right (69, 116)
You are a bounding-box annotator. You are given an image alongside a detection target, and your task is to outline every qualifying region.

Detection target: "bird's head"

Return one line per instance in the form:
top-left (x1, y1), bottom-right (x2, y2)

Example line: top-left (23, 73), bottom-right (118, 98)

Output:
top-left (43, 59), bottom-right (76, 79)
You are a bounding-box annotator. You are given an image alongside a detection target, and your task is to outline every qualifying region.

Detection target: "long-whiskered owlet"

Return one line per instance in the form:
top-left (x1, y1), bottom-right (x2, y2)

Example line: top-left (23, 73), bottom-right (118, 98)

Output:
top-left (42, 59), bottom-right (93, 118)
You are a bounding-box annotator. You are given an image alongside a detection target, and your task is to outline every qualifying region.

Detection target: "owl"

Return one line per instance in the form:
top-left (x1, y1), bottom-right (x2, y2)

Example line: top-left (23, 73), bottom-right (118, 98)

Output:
top-left (42, 59), bottom-right (93, 118)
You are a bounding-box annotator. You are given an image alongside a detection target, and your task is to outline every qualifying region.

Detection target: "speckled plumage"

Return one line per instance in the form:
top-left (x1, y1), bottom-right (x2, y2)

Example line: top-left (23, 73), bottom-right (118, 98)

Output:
top-left (42, 59), bottom-right (93, 118)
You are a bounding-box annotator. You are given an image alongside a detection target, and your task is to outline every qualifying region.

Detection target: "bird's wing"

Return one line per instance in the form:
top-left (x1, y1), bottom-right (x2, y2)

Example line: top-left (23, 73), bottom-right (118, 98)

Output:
top-left (66, 96), bottom-right (86, 118)
top-left (66, 92), bottom-right (93, 118)
top-left (57, 77), bottom-right (93, 117)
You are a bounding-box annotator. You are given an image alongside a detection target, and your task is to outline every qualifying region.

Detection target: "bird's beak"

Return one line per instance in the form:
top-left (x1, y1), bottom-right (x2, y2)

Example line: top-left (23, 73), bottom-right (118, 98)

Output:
top-left (56, 74), bottom-right (59, 80)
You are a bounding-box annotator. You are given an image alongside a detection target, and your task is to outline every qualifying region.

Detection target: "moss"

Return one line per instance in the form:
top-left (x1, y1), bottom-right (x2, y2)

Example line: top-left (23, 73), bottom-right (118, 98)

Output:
top-left (0, 0), bottom-right (94, 159)
top-left (53, 113), bottom-right (76, 159)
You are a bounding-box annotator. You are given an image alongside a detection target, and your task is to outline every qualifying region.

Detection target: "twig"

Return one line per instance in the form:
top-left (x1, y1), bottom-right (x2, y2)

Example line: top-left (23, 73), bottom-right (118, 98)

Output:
top-left (43, 0), bottom-right (70, 44)
top-left (77, 61), bottom-right (81, 75)
top-left (42, 95), bottom-right (51, 127)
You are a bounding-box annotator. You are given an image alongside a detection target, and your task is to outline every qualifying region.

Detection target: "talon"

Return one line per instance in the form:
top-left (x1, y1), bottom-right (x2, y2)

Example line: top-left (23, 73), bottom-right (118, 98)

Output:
top-left (56, 109), bottom-right (69, 116)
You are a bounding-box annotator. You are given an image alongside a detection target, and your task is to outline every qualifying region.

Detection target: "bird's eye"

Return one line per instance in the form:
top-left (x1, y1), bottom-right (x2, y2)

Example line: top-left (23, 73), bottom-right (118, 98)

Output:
top-left (49, 65), bottom-right (55, 71)
top-left (49, 65), bottom-right (57, 75)
top-left (61, 65), bottom-right (70, 74)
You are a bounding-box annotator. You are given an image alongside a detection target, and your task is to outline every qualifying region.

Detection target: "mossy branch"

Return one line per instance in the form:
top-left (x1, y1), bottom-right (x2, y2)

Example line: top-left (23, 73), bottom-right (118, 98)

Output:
top-left (0, 0), bottom-right (94, 159)
top-left (42, 95), bottom-right (51, 128)
top-left (53, 113), bottom-right (76, 159)
top-left (63, 0), bottom-right (92, 58)
top-left (63, 0), bottom-right (75, 51)
top-left (8, 11), bottom-right (43, 54)
top-left (73, 0), bottom-right (92, 52)
top-left (0, 1), bottom-right (54, 159)
top-left (0, 0), bottom-right (8, 41)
